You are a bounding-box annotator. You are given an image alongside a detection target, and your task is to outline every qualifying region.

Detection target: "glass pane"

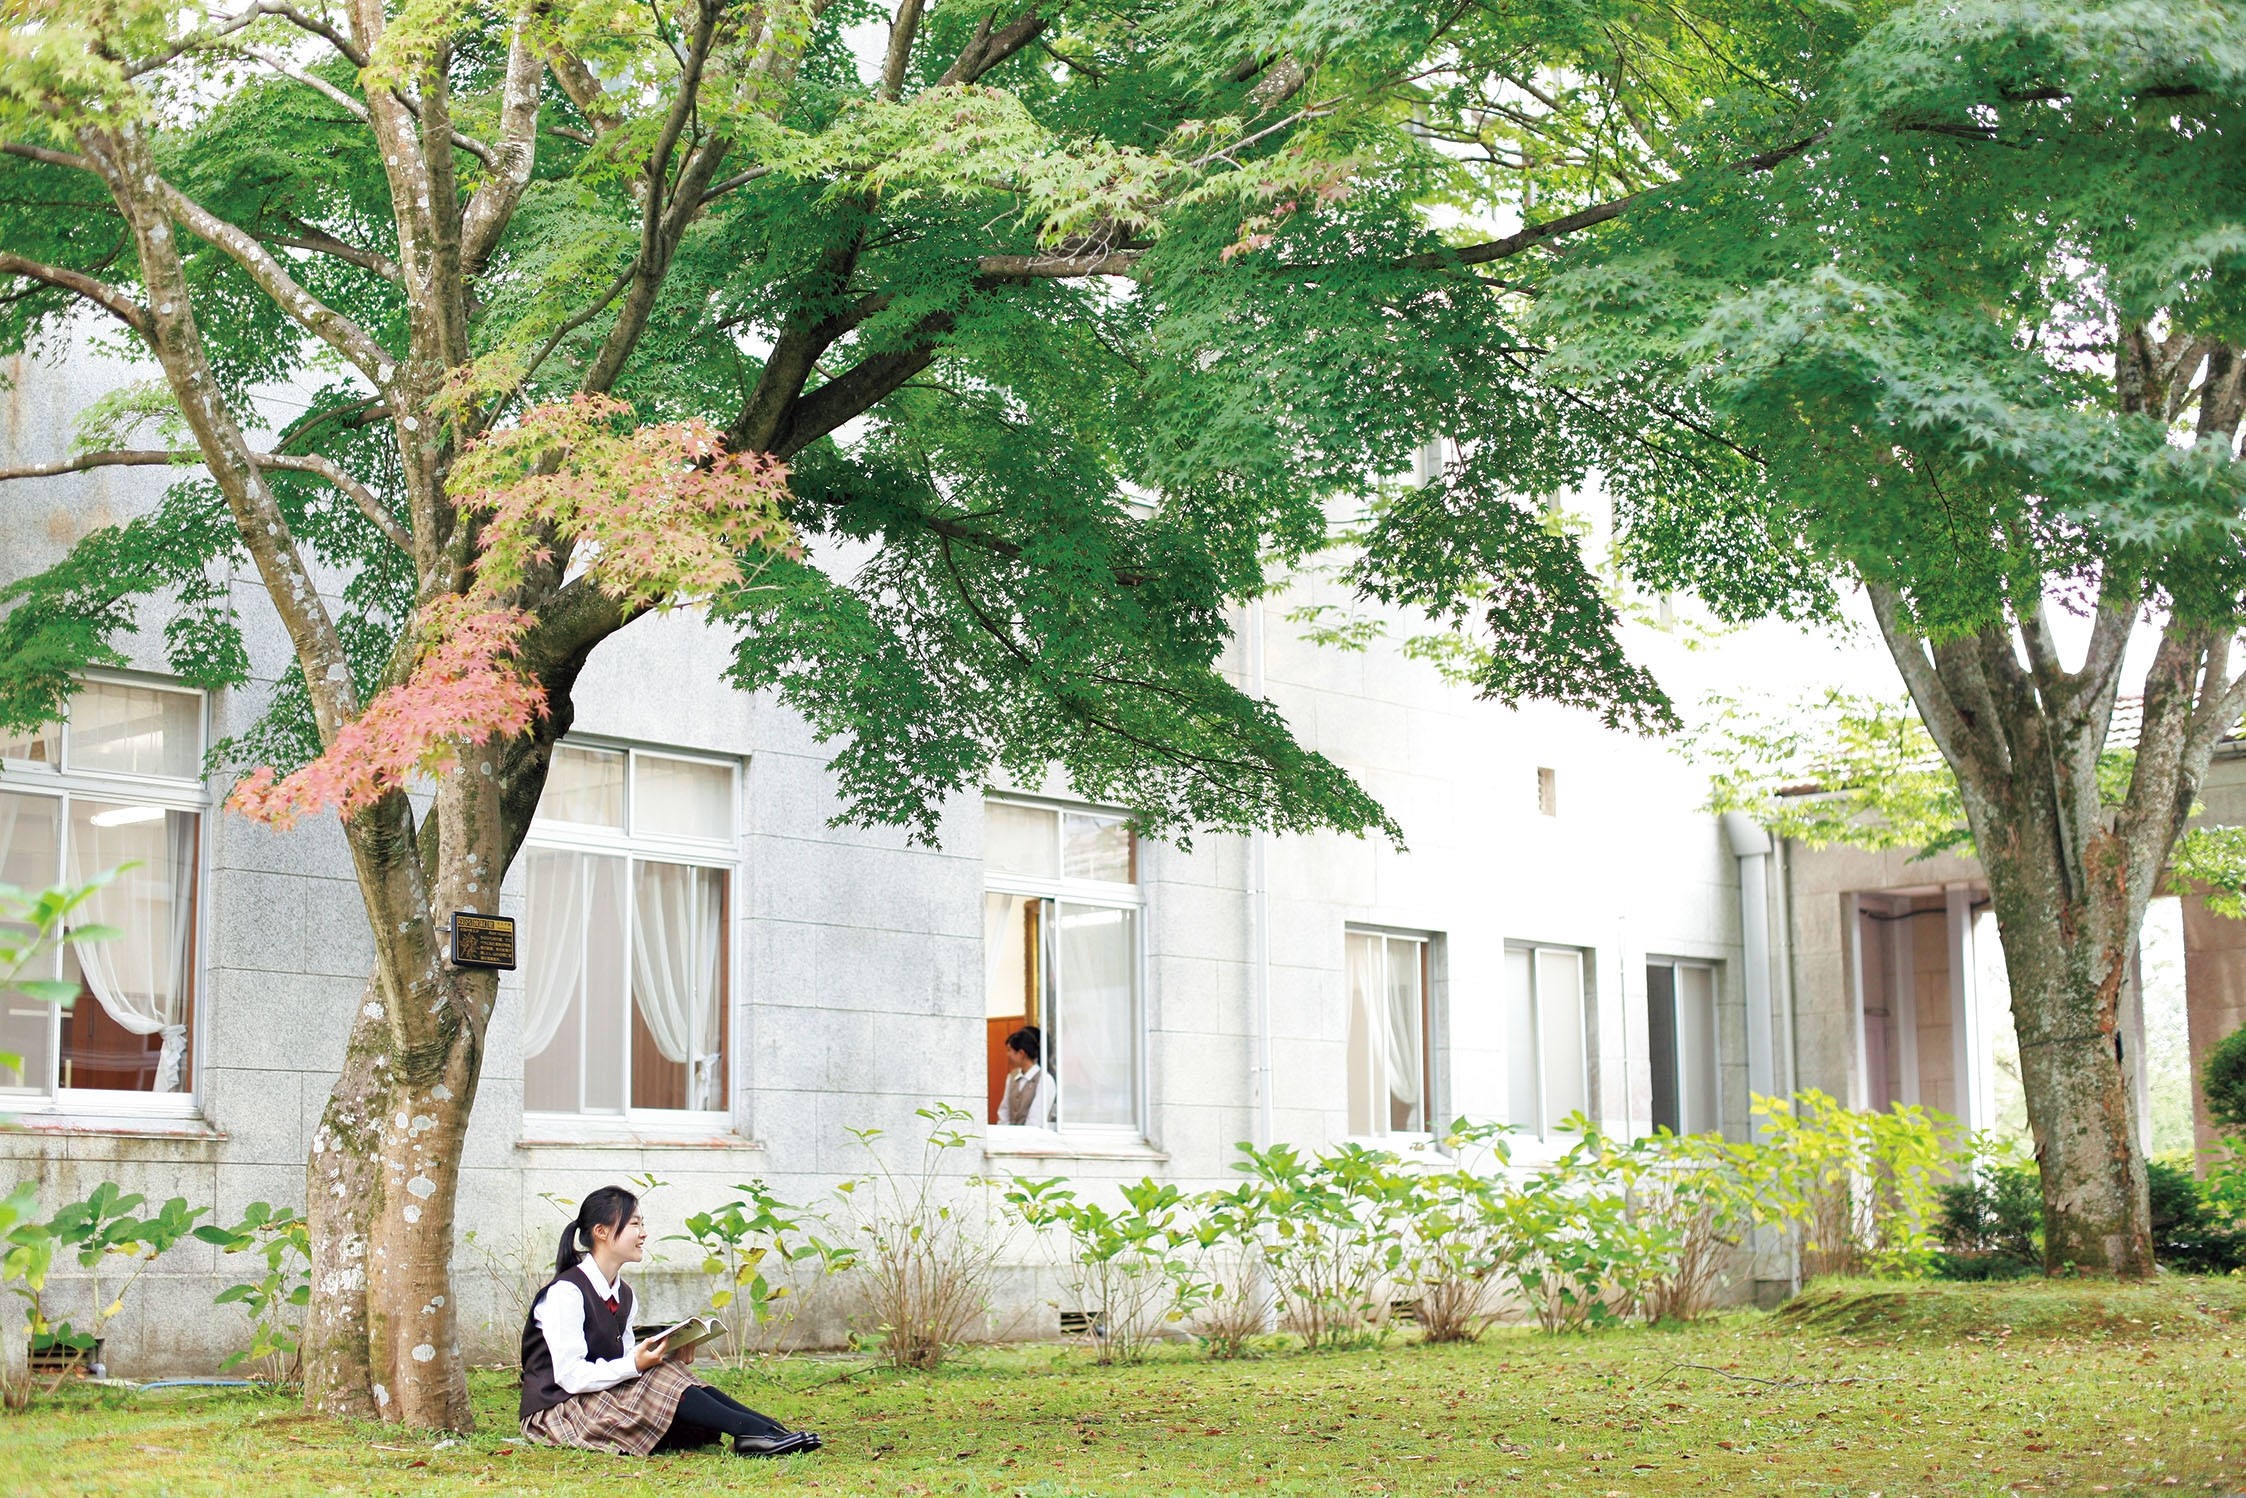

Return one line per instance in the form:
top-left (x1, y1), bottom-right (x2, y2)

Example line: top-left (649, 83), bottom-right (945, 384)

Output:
top-left (634, 755), bottom-right (732, 841)
top-left (1504, 947), bottom-right (1537, 1132)
top-left (525, 850), bottom-right (629, 1114)
top-left (631, 862), bottom-right (726, 1110)
top-left (1384, 937), bottom-right (1425, 1134)
top-left (0, 792), bottom-right (62, 1092)
top-left (985, 801), bottom-right (1057, 879)
top-left (523, 848), bottom-right (587, 1113)
top-left (1677, 964), bottom-right (1719, 1135)
top-left (1345, 932), bottom-right (1379, 1137)
top-left (62, 803), bottom-right (197, 1093)
top-left (1538, 948), bottom-right (1587, 1135)
top-left (538, 746), bottom-right (624, 828)
top-left (1056, 903), bottom-right (1135, 1128)
top-left (583, 856), bottom-right (628, 1113)
top-left (65, 682), bottom-right (200, 779)
top-left (1645, 963), bottom-right (1679, 1135)
top-left (0, 720), bottom-right (57, 765)
top-left (1062, 812), bottom-right (1133, 883)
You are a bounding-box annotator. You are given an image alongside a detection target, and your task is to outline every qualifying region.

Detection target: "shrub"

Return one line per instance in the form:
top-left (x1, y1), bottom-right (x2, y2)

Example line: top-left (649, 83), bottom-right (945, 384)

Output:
top-left (1625, 1130), bottom-right (1760, 1322)
top-left (2204, 1023), bottom-right (2246, 1135)
top-left (833, 1103), bottom-right (1000, 1371)
top-left (1390, 1121), bottom-right (1513, 1342)
top-left (1753, 1091), bottom-right (1953, 1277)
top-left (194, 1203), bottom-right (311, 1382)
top-left (1180, 1180), bottom-right (1275, 1358)
top-left (9, 1183), bottom-right (205, 1391)
top-left (1005, 1176), bottom-right (1207, 1364)
top-left (670, 1181), bottom-right (852, 1367)
top-left (1496, 1140), bottom-right (1639, 1334)
top-left (1231, 1141), bottom-right (1408, 1351)
top-left (2149, 1153), bottom-right (2246, 1275)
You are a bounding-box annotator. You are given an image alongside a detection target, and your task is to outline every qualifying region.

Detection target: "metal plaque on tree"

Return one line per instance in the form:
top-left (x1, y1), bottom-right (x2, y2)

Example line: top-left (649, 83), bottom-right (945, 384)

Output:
top-left (450, 912), bottom-right (517, 971)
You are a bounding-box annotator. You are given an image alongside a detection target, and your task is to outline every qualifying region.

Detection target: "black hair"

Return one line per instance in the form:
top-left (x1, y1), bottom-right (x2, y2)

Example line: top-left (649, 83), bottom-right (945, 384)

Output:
top-left (1005, 1025), bottom-right (1043, 1061)
top-left (554, 1185), bottom-right (639, 1277)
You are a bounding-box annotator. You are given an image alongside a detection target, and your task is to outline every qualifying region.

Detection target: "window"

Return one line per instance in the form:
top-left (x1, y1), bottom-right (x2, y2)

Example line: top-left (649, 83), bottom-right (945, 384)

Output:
top-left (521, 745), bottom-right (736, 1121)
top-left (983, 799), bottom-right (1141, 1133)
top-left (1505, 944), bottom-right (1589, 1140)
top-left (1535, 767), bottom-right (1558, 818)
top-left (1, 679), bottom-right (204, 1106)
top-left (1646, 959), bottom-right (1719, 1136)
top-left (1346, 930), bottom-right (1432, 1137)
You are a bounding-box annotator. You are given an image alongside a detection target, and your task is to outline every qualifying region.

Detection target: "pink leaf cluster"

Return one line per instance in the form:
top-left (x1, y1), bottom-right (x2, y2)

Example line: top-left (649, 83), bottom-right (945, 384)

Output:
top-left (228, 603), bottom-right (545, 829)
top-left (459, 394), bottom-right (799, 609)
top-left (229, 395), bottom-right (799, 830)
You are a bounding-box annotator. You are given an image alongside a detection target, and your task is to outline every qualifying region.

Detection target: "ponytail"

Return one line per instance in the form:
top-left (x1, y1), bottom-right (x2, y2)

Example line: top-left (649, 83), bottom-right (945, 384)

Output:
top-left (554, 1184), bottom-right (639, 1277)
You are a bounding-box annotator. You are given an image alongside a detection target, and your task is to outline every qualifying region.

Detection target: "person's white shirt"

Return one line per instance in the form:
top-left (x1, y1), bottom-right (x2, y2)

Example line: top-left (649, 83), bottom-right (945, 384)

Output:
top-left (1001, 1062), bottom-right (1057, 1128)
top-left (533, 1258), bottom-right (642, 1395)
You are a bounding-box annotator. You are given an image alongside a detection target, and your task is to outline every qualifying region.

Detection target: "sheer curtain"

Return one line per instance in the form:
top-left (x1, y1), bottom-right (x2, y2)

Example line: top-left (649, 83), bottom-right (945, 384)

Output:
top-left (1056, 904), bottom-right (1135, 1128)
top-left (1382, 939), bottom-right (1424, 1133)
top-left (522, 850), bottom-right (586, 1061)
top-left (1346, 934), bottom-right (1380, 1136)
top-left (67, 806), bottom-right (195, 1092)
top-left (632, 863), bottom-right (724, 1110)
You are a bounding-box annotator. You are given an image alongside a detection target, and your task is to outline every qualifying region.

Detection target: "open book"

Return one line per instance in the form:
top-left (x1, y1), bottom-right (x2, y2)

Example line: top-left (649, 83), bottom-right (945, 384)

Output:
top-left (647, 1315), bottom-right (729, 1361)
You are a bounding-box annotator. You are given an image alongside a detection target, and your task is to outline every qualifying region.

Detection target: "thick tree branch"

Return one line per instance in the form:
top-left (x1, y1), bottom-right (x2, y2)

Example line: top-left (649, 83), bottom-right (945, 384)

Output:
top-left (0, 252), bottom-right (150, 333)
top-left (881, 0), bottom-right (927, 100)
top-left (461, 8), bottom-right (547, 275)
top-left (0, 447), bottom-right (410, 553)
top-left (148, 176), bottom-right (399, 383)
top-left (935, 5), bottom-right (1049, 88)
top-left (262, 219), bottom-right (403, 282)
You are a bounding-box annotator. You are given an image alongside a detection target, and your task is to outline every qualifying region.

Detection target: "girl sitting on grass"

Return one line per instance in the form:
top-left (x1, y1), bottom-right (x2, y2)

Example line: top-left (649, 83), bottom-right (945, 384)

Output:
top-left (519, 1184), bottom-right (822, 1458)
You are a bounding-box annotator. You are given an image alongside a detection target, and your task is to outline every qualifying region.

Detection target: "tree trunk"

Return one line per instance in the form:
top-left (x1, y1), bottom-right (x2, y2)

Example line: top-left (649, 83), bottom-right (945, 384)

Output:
top-left (362, 1026), bottom-right (484, 1429)
top-left (303, 981), bottom-right (386, 1419)
top-left (1977, 833), bottom-right (2154, 1276)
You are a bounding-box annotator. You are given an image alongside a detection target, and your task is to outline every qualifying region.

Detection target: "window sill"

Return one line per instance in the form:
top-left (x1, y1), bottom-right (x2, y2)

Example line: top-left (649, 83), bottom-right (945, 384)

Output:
top-left (983, 1130), bottom-right (1169, 1164)
top-left (0, 1110), bottom-right (225, 1143)
top-left (516, 1125), bottom-right (763, 1152)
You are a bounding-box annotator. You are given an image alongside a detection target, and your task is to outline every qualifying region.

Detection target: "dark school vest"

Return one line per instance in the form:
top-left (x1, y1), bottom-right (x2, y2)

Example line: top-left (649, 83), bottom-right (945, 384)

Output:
top-left (519, 1265), bottom-right (635, 1421)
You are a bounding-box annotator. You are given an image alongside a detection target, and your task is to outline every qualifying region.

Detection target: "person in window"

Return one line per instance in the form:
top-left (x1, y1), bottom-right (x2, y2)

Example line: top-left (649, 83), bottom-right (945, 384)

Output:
top-left (520, 1185), bottom-right (821, 1458)
top-left (998, 1025), bottom-right (1057, 1128)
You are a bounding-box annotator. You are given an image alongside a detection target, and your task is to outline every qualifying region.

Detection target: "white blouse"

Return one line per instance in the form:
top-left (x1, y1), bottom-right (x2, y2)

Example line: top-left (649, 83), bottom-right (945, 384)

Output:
top-left (532, 1259), bottom-right (642, 1395)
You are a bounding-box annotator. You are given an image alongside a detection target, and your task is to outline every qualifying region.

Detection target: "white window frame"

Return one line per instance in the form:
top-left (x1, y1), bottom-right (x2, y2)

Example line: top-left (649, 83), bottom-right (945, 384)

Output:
top-left (0, 673), bottom-right (210, 1121)
top-left (982, 795), bottom-right (1147, 1144)
top-left (519, 740), bottom-right (741, 1136)
top-left (1505, 941), bottom-right (1593, 1146)
top-left (1645, 956), bottom-right (1722, 1138)
top-left (1343, 926), bottom-right (1437, 1144)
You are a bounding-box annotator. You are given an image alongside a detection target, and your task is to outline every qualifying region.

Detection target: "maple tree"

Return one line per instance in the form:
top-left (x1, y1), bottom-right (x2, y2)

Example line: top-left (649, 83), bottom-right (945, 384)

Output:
top-left (0, 0), bottom-right (1769, 1427)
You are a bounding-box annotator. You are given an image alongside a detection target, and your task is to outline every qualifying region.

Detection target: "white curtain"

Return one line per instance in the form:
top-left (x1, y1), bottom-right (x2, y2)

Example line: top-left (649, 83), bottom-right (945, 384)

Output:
top-left (631, 862), bottom-right (723, 1110)
top-left (67, 806), bottom-right (195, 1092)
top-left (1056, 903), bottom-right (1135, 1128)
top-left (522, 851), bottom-right (586, 1060)
top-left (1383, 939), bottom-right (1424, 1131)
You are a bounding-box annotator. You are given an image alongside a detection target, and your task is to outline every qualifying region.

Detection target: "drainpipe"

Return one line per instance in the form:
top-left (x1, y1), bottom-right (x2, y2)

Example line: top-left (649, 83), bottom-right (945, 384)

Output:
top-left (1249, 598), bottom-right (1274, 1149)
top-left (1721, 811), bottom-right (1777, 1135)
top-left (1722, 810), bottom-right (1790, 1303)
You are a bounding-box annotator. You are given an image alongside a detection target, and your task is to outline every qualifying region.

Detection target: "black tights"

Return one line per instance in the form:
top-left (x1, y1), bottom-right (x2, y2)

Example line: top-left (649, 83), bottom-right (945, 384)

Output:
top-left (655, 1382), bottom-right (795, 1450)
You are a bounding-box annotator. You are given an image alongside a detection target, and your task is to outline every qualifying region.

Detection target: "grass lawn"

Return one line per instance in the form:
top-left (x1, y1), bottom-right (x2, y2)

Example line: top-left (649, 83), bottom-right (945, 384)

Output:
top-left (3, 1278), bottom-right (2241, 1498)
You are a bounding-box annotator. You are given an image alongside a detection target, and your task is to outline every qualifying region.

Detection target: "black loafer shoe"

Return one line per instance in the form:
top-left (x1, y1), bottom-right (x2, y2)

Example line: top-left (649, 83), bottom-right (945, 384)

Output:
top-left (733, 1433), bottom-right (815, 1458)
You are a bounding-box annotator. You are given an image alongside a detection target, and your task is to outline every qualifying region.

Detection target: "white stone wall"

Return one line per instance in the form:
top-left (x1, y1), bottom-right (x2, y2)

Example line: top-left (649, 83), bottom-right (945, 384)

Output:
top-left (2, 343), bottom-right (1759, 1373)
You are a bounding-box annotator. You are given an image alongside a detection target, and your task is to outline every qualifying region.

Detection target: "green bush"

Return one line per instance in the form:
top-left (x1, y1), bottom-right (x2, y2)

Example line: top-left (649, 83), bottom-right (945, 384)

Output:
top-left (1934, 1160), bottom-right (2041, 1271)
top-left (2207, 1024), bottom-right (2246, 1135)
top-left (2149, 1153), bottom-right (2246, 1274)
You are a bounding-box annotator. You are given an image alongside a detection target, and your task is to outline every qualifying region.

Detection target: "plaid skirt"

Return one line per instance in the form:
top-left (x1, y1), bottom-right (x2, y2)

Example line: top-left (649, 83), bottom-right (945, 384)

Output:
top-left (520, 1359), bottom-right (700, 1456)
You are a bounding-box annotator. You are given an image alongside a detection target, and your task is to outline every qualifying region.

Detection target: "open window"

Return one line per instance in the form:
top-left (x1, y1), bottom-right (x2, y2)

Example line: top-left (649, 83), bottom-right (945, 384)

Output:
top-left (1, 679), bottom-right (204, 1110)
top-left (1646, 958), bottom-right (1719, 1136)
top-left (1504, 943), bottom-right (1590, 1141)
top-left (1345, 930), bottom-right (1432, 1138)
top-left (983, 800), bottom-right (1141, 1135)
